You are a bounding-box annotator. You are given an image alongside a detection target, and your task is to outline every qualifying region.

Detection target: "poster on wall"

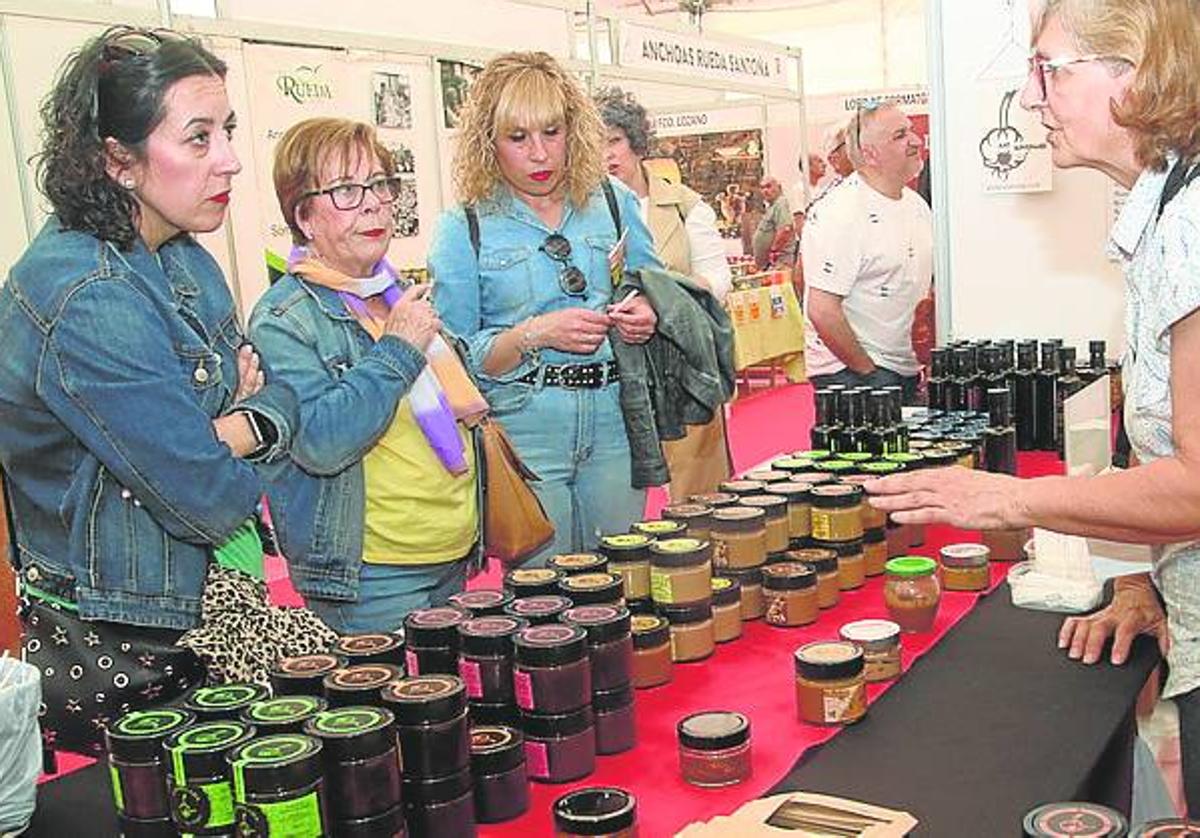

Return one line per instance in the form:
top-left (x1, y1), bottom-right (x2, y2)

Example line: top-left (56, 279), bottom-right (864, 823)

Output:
top-left (650, 129), bottom-right (763, 243)
top-left (439, 59), bottom-right (483, 130)
top-left (976, 82), bottom-right (1051, 193)
top-left (372, 71), bottom-right (413, 130)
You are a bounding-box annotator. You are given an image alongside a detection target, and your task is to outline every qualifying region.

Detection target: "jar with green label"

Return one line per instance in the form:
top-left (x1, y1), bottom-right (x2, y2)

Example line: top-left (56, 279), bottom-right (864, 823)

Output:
top-left (738, 494), bottom-right (790, 554)
top-left (106, 707), bottom-right (195, 825)
top-left (184, 683), bottom-right (270, 722)
top-left (304, 705), bottom-right (403, 827)
top-left (241, 696), bottom-right (327, 736)
top-left (709, 506), bottom-right (767, 570)
top-left (631, 518), bottom-right (688, 540)
top-left (597, 533), bottom-right (653, 601)
top-left (710, 577), bottom-right (743, 642)
top-left (649, 538), bottom-right (713, 605)
top-left (662, 502), bottom-right (714, 543)
top-left (164, 719), bottom-right (256, 836)
top-left (229, 734), bottom-right (327, 838)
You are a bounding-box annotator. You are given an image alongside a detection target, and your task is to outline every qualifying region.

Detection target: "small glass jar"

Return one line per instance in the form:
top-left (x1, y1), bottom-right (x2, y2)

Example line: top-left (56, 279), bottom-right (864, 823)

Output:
top-left (863, 528), bottom-right (888, 576)
top-left (744, 468), bottom-right (790, 485)
top-left (449, 587), bottom-right (515, 617)
top-left (839, 475), bottom-right (887, 531)
top-left (662, 502), bottom-right (714, 543)
top-left (304, 705), bottom-right (403, 824)
top-left (470, 725), bottom-right (529, 824)
top-left (184, 683), bottom-right (270, 722)
top-left (521, 706), bottom-right (597, 784)
top-left (163, 719), bottom-right (255, 836)
top-left (761, 562), bottom-right (818, 627)
top-left (597, 533), bottom-right (654, 601)
top-left (809, 484), bottom-right (864, 543)
top-left (648, 538), bottom-right (713, 605)
top-left (554, 787), bottom-right (638, 838)
top-left (1022, 802), bottom-right (1129, 838)
top-left (504, 566), bottom-right (564, 598)
top-left (983, 527), bottom-right (1030, 562)
top-left (688, 491), bottom-right (739, 509)
top-left (884, 557), bottom-right (942, 633)
top-left (402, 767), bottom-right (476, 837)
top-left (839, 619), bottom-right (902, 682)
top-left (592, 684), bottom-right (637, 755)
top-left (558, 572), bottom-right (625, 607)
top-left (677, 711), bottom-right (752, 788)
top-left (241, 695), bottom-right (327, 736)
top-left (513, 623), bottom-right (592, 714)
top-left (404, 606), bottom-right (470, 677)
top-left (227, 734), bottom-right (327, 838)
top-left (1131, 817), bottom-right (1200, 837)
top-left (718, 478), bottom-right (766, 498)
top-left (710, 577), bottom-right (743, 643)
top-left (811, 537), bottom-right (866, 591)
top-left (504, 594), bottom-right (574, 626)
top-left (107, 708), bottom-right (195, 823)
top-left (458, 615), bottom-right (528, 705)
top-left (548, 553), bottom-right (609, 577)
top-left (381, 675), bottom-right (471, 780)
top-left (334, 633), bottom-right (406, 668)
top-left (661, 600), bottom-right (716, 663)
top-left (709, 507), bottom-right (767, 570)
top-left (270, 653), bottom-right (347, 697)
top-left (630, 614), bottom-right (673, 689)
top-left (720, 567), bottom-right (766, 620)
top-left (631, 518), bottom-right (688, 540)
top-left (787, 548), bottom-right (840, 609)
top-left (940, 543), bottom-right (991, 592)
top-left (794, 640), bottom-right (867, 725)
top-left (738, 494), bottom-right (790, 554)
top-left (766, 480), bottom-right (813, 543)
top-left (322, 664), bottom-right (403, 709)
top-left (813, 459), bottom-right (855, 477)
top-left (562, 604), bottom-right (633, 692)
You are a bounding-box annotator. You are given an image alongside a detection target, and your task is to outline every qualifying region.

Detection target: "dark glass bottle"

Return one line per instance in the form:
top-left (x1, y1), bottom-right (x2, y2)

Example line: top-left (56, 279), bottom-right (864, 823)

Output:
top-left (1014, 341), bottom-right (1038, 451)
top-left (1079, 340), bottom-right (1108, 385)
top-left (951, 347), bottom-right (975, 413)
top-left (810, 389), bottom-right (840, 451)
top-left (883, 386), bottom-right (909, 453)
top-left (833, 387), bottom-right (865, 453)
top-left (1034, 341), bottom-right (1059, 451)
top-left (984, 388), bottom-right (1018, 475)
top-left (861, 390), bottom-right (895, 456)
top-left (981, 346), bottom-right (1007, 396)
top-left (927, 348), bottom-right (949, 411)
top-left (1055, 346), bottom-right (1084, 457)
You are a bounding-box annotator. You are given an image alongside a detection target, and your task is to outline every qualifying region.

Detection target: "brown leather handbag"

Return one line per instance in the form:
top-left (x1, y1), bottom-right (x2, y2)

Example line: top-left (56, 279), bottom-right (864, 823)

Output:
top-left (479, 417), bottom-right (554, 565)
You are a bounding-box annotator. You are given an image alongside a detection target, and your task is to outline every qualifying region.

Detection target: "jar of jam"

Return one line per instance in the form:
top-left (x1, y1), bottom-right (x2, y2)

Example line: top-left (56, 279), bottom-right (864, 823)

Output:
top-left (660, 601), bottom-right (716, 663)
top-left (458, 615), bottom-right (528, 705)
top-left (738, 494), bottom-right (789, 554)
top-left (648, 538), bottom-right (713, 605)
top-left (688, 491), bottom-right (739, 509)
top-left (470, 725), bottom-right (529, 824)
top-left (381, 675), bottom-right (471, 780)
top-left (598, 533), bottom-right (653, 601)
top-left (794, 641), bottom-right (867, 725)
top-left (884, 557), bottom-right (941, 633)
top-left (271, 653), bottom-right (347, 697)
top-left (631, 519), bottom-right (687, 540)
top-left (810, 537), bottom-right (866, 590)
top-left (662, 502), bottom-right (714, 543)
top-left (766, 480), bottom-right (813, 545)
top-left (404, 606), bottom-right (470, 677)
top-left (863, 528), bottom-right (888, 576)
top-left (630, 614), bottom-right (672, 689)
top-left (809, 484), bottom-right (864, 543)
top-left (720, 567), bottom-right (765, 620)
top-left (521, 706), bottom-right (597, 784)
top-left (514, 624), bottom-right (592, 714)
top-left (839, 619), bottom-right (902, 682)
top-left (334, 633), bottom-right (405, 668)
top-left (940, 543), bottom-right (991, 592)
top-left (504, 594), bottom-right (574, 626)
top-left (677, 711), bottom-right (752, 788)
top-left (710, 577), bottom-right (743, 643)
top-left (504, 567), bottom-right (564, 599)
top-left (761, 562), bottom-right (818, 627)
top-left (448, 588), bottom-right (515, 617)
top-left (718, 479), bottom-right (766, 498)
top-left (322, 664), bottom-right (403, 709)
top-left (709, 507), bottom-right (767, 570)
top-left (787, 548), bottom-right (840, 609)
top-left (744, 468), bottom-right (789, 485)
top-left (547, 553), bottom-right (609, 577)
top-left (561, 604), bottom-right (633, 692)
top-left (553, 787), bottom-right (638, 838)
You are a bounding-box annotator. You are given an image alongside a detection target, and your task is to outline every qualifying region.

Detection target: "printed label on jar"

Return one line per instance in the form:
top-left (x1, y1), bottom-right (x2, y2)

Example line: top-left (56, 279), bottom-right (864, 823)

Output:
top-left (108, 764), bottom-right (125, 813)
top-left (523, 740), bottom-right (550, 780)
top-left (234, 792), bottom-right (322, 837)
top-left (458, 659), bottom-right (483, 699)
top-left (765, 594), bottom-right (788, 626)
top-left (810, 512), bottom-right (834, 542)
top-left (822, 683), bottom-right (866, 723)
top-left (649, 568), bottom-right (675, 603)
top-left (172, 780), bottom-right (235, 829)
top-left (513, 669), bottom-right (535, 710)
top-left (711, 540), bottom-right (730, 569)
top-left (404, 649), bottom-right (420, 677)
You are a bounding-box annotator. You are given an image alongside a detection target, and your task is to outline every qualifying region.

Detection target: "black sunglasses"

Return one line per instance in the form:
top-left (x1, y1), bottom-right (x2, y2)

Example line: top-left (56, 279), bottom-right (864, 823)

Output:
top-left (540, 233), bottom-right (587, 297)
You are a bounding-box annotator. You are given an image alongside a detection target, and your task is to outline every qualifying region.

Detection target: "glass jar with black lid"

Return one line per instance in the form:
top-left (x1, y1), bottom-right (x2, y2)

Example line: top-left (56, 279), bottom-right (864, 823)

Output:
top-left (404, 606), bottom-right (471, 677)
top-left (458, 615), bottom-right (528, 706)
top-left (380, 675), bottom-right (471, 779)
top-left (562, 604), bottom-right (633, 692)
top-left (470, 725), bottom-right (529, 824)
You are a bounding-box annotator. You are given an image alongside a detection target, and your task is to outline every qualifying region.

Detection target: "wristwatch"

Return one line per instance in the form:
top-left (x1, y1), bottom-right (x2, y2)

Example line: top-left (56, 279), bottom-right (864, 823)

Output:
top-left (236, 409), bottom-right (275, 457)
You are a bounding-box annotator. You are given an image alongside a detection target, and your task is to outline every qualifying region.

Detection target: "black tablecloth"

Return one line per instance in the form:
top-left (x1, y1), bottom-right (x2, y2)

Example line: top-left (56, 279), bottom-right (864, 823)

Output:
top-left (769, 587), bottom-right (1160, 835)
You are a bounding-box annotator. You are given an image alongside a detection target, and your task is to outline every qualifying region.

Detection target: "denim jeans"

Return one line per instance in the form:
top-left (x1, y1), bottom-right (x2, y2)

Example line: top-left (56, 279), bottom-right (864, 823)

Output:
top-left (809, 367), bottom-right (921, 405)
top-left (306, 559), bottom-right (468, 634)
top-left (499, 382), bottom-right (646, 567)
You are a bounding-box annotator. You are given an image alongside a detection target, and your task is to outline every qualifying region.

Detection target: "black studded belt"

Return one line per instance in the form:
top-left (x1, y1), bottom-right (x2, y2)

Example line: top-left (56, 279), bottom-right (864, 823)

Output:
top-left (517, 360), bottom-right (620, 389)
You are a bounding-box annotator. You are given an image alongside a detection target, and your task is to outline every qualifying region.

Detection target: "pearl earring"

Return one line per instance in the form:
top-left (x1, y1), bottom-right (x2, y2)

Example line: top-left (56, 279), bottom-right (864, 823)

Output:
top-left (120, 178), bottom-right (135, 190)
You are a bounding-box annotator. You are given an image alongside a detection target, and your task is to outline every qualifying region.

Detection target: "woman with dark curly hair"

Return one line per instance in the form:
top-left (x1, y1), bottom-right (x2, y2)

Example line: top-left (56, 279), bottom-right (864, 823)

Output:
top-left (0, 27), bottom-right (330, 755)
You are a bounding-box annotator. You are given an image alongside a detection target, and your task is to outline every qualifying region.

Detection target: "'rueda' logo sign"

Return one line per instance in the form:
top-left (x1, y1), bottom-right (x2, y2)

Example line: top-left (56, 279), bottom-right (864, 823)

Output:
top-left (276, 65), bottom-right (333, 104)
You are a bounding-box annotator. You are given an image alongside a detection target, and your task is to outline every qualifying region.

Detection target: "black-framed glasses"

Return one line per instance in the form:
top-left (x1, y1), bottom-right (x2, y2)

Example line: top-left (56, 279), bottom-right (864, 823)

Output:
top-left (303, 176), bottom-right (403, 211)
top-left (1025, 52), bottom-right (1131, 103)
top-left (540, 233), bottom-right (587, 297)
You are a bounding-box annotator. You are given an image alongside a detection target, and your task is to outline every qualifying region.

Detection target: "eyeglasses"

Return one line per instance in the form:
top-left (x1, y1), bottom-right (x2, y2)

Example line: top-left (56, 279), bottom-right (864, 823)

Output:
top-left (1025, 52), bottom-right (1131, 102)
top-left (853, 99), bottom-right (883, 151)
top-left (540, 233), bottom-right (587, 297)
top-left (303, 176), bottom-right (403, 211)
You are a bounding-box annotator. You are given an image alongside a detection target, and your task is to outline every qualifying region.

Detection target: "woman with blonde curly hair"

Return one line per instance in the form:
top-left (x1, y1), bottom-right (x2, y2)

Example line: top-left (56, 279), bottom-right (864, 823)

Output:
top-left (429, 51), bottom-right (661, 565)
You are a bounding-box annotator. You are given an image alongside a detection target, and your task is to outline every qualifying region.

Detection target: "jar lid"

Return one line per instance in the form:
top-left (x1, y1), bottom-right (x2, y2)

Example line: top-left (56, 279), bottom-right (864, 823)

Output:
top-left (882, 452), bottom-right (926, 470)
top-left (940, 543), bottom-right (991, 568)
top-left (553, 787), bottom-right (637, 835)
top-left (688, 492), bottom-right (739, 508)
top-left (794, 640), bottom-right (865, 681)
top-left (503, 567), bottom-right (564, 597)
top-left (809, 537), bottom-right (864, 558)
top-left (561, 604), bottom-right (632, 645)
top-left (334, 633), bottom-right (404, 664)
top-left (504, 594), bottom-right (574, 623)
top-left (271, 653), bottom-right (346, 684)
top-left (786, 548), bottom-right (838, 574)
top-left (677, 710), bottom-right (750, 751)
top-left (738, 494), bottom-right (788, 519)
top-left (513, 623), bottom-right (589, 667)
top-left (323, 664), bottom-right (403, 696)
top-left (761, 561), bottom-right (817, 591)
top-left (718, 479), bottom-right (767, 497)
top-left (809, 484), bottom-right (863, 509)
top-left (792, 449), bottom-right (832, 461)
top-left (772, 456), bottom-right (817, 473)
top-left (710, 576), bottom-right (741, 606)
top-left (519, 705), bottom-right (594, 739)
top-left (470, 724), bottom-right (525, 775)
top-left (228, 733), bottom-right (324, 799)
top-left (863, 527), bottom-right (887, 544)
top-left (448, 588), bottom-right (515, 617)
top-left (597, 533), bottom-right (653, 558)
top-left (922, 449), bottom-right (959, 468)
top-left (403, 606), bottom-right (470, 647)
top-left (591, 683), bottom-right (634, 713)
top-left (648, 537), bottom-right (713, 567)
top-left (1022, 802), bottom-right (1129, 837)
top-left (241, 696), bottom-right (327, 731)
top-left (744, 469), bottom-right (789, 484)
top-left (184, 683), bottom-right (269, 717)
top-left (107, 707), bottom-right (196, 763)
top-left (839, 453), bottom-right (874, 465)
top-left (839, 619), bottom-right (901, 652)
top-left (813, 459), bottom-right (855, 473)
top-left (659, 600), bottom-right (713, 625)
top-left (164, 720), bottom-right (256, 780)
top-left (458, 615), bottom-right (529, 656)
top-left (558, 572), bottom-right (625, 605)
top-left (548, 553), bottom-right (609, 576)
top-left (631, 614), bottom-right (670, 649)
top-left (886, 556), bottom-right (938, 577)
top-left (1134, 818), bottom-right (1200, 837)
top-left (302, 705), bottom-right (396, 762)
top-left (379, 675), bottom-right (468, 726)
top-left (719, 566), bottom-right (763, 587)
top-left (710, 506), bottom-right (766, 533)
top-left (631, 519), bottom-right (689, 538)
top-left (765, 481), bottom-right (813, 502)
top-left (662, 502), bottom-right (714, 523)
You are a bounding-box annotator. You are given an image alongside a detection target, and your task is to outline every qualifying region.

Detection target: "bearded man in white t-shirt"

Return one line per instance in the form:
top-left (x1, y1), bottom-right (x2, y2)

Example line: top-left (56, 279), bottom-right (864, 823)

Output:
top-left (802, 103), bottom-right (932, 403)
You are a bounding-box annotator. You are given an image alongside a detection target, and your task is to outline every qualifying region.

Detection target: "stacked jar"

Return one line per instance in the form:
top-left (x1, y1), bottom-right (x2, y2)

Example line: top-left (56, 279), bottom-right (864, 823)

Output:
top-left (661, 502), bottom-right (714, 543)
top-left (882, 452), bottom-right (927, 549)
top-left (649, 538), bottom-right (715, 663)
top-left (786, 548), bottom-right (840, 610)
top-left (809, 484), bottom-right (866, 590)
top-left (335, 632), bottom-right (406, 668)
top-left (766, 480), bottom-right (813, 549)
top-left (709, 507), bottom-right (767, 573)
top-left (597, 533), bottom-right (654, 611)
top-left (563, 605), bottom-right (636, 756)
top-left (458, 616), bottom-right (527, 727)
top-left (838, 475), bottom-right (888, 576)
top-left (547, 553), bottom-right (609, 578)
top-left (738, 494), bottom-right (790, 561)
top-left (404, 606), bottom-right (471, 677)
top-left (106, 708), bottom-right (195, 837)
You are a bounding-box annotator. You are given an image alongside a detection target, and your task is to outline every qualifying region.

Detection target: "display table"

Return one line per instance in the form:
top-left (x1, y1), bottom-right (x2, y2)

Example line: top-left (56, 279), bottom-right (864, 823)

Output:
top-left (727, 283), bottom-right (806, 382)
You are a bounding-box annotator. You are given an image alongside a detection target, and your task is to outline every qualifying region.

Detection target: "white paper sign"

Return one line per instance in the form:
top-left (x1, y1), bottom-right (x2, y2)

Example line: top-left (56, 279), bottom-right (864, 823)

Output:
top-left (617, 21), bottom-right (791, 92)
top-left (976, 80), bottom-right (1052, 193)
top-left (651, 106), bottom-right (763, 138)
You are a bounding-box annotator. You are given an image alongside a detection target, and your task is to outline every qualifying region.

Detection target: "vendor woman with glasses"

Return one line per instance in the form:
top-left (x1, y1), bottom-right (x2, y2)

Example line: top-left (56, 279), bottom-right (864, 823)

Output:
top-left (429, 51), bottom-right (661, 565)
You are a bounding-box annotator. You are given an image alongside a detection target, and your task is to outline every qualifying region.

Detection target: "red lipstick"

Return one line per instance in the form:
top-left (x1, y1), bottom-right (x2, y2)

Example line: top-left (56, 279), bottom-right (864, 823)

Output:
top-left (530, 171), bottom-right (551, 182)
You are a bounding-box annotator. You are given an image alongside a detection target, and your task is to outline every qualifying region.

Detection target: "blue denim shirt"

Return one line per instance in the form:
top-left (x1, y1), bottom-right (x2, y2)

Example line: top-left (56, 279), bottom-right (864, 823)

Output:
top-left (0, 218), bottom-right (295, 629)
top-left (249, 274), bottom-right (484, 602)
top-left (428, 178), bottom-right (660, 414)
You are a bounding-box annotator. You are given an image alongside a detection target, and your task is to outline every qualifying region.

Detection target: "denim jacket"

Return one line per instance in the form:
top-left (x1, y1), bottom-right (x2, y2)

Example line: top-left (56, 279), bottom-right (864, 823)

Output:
top-left (0, 218), bottom-right (296, 629)
top-left (249, 274), bottom-right (485, 602)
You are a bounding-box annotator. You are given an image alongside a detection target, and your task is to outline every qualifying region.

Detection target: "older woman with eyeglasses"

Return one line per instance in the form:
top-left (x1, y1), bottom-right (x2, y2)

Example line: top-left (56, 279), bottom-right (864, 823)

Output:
top-left (868, 0), bottom-right (1200, 811)
top-left (428, 52), bottom-right (661, 566)
top-left (250, 117), bottom-right (482, 632)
